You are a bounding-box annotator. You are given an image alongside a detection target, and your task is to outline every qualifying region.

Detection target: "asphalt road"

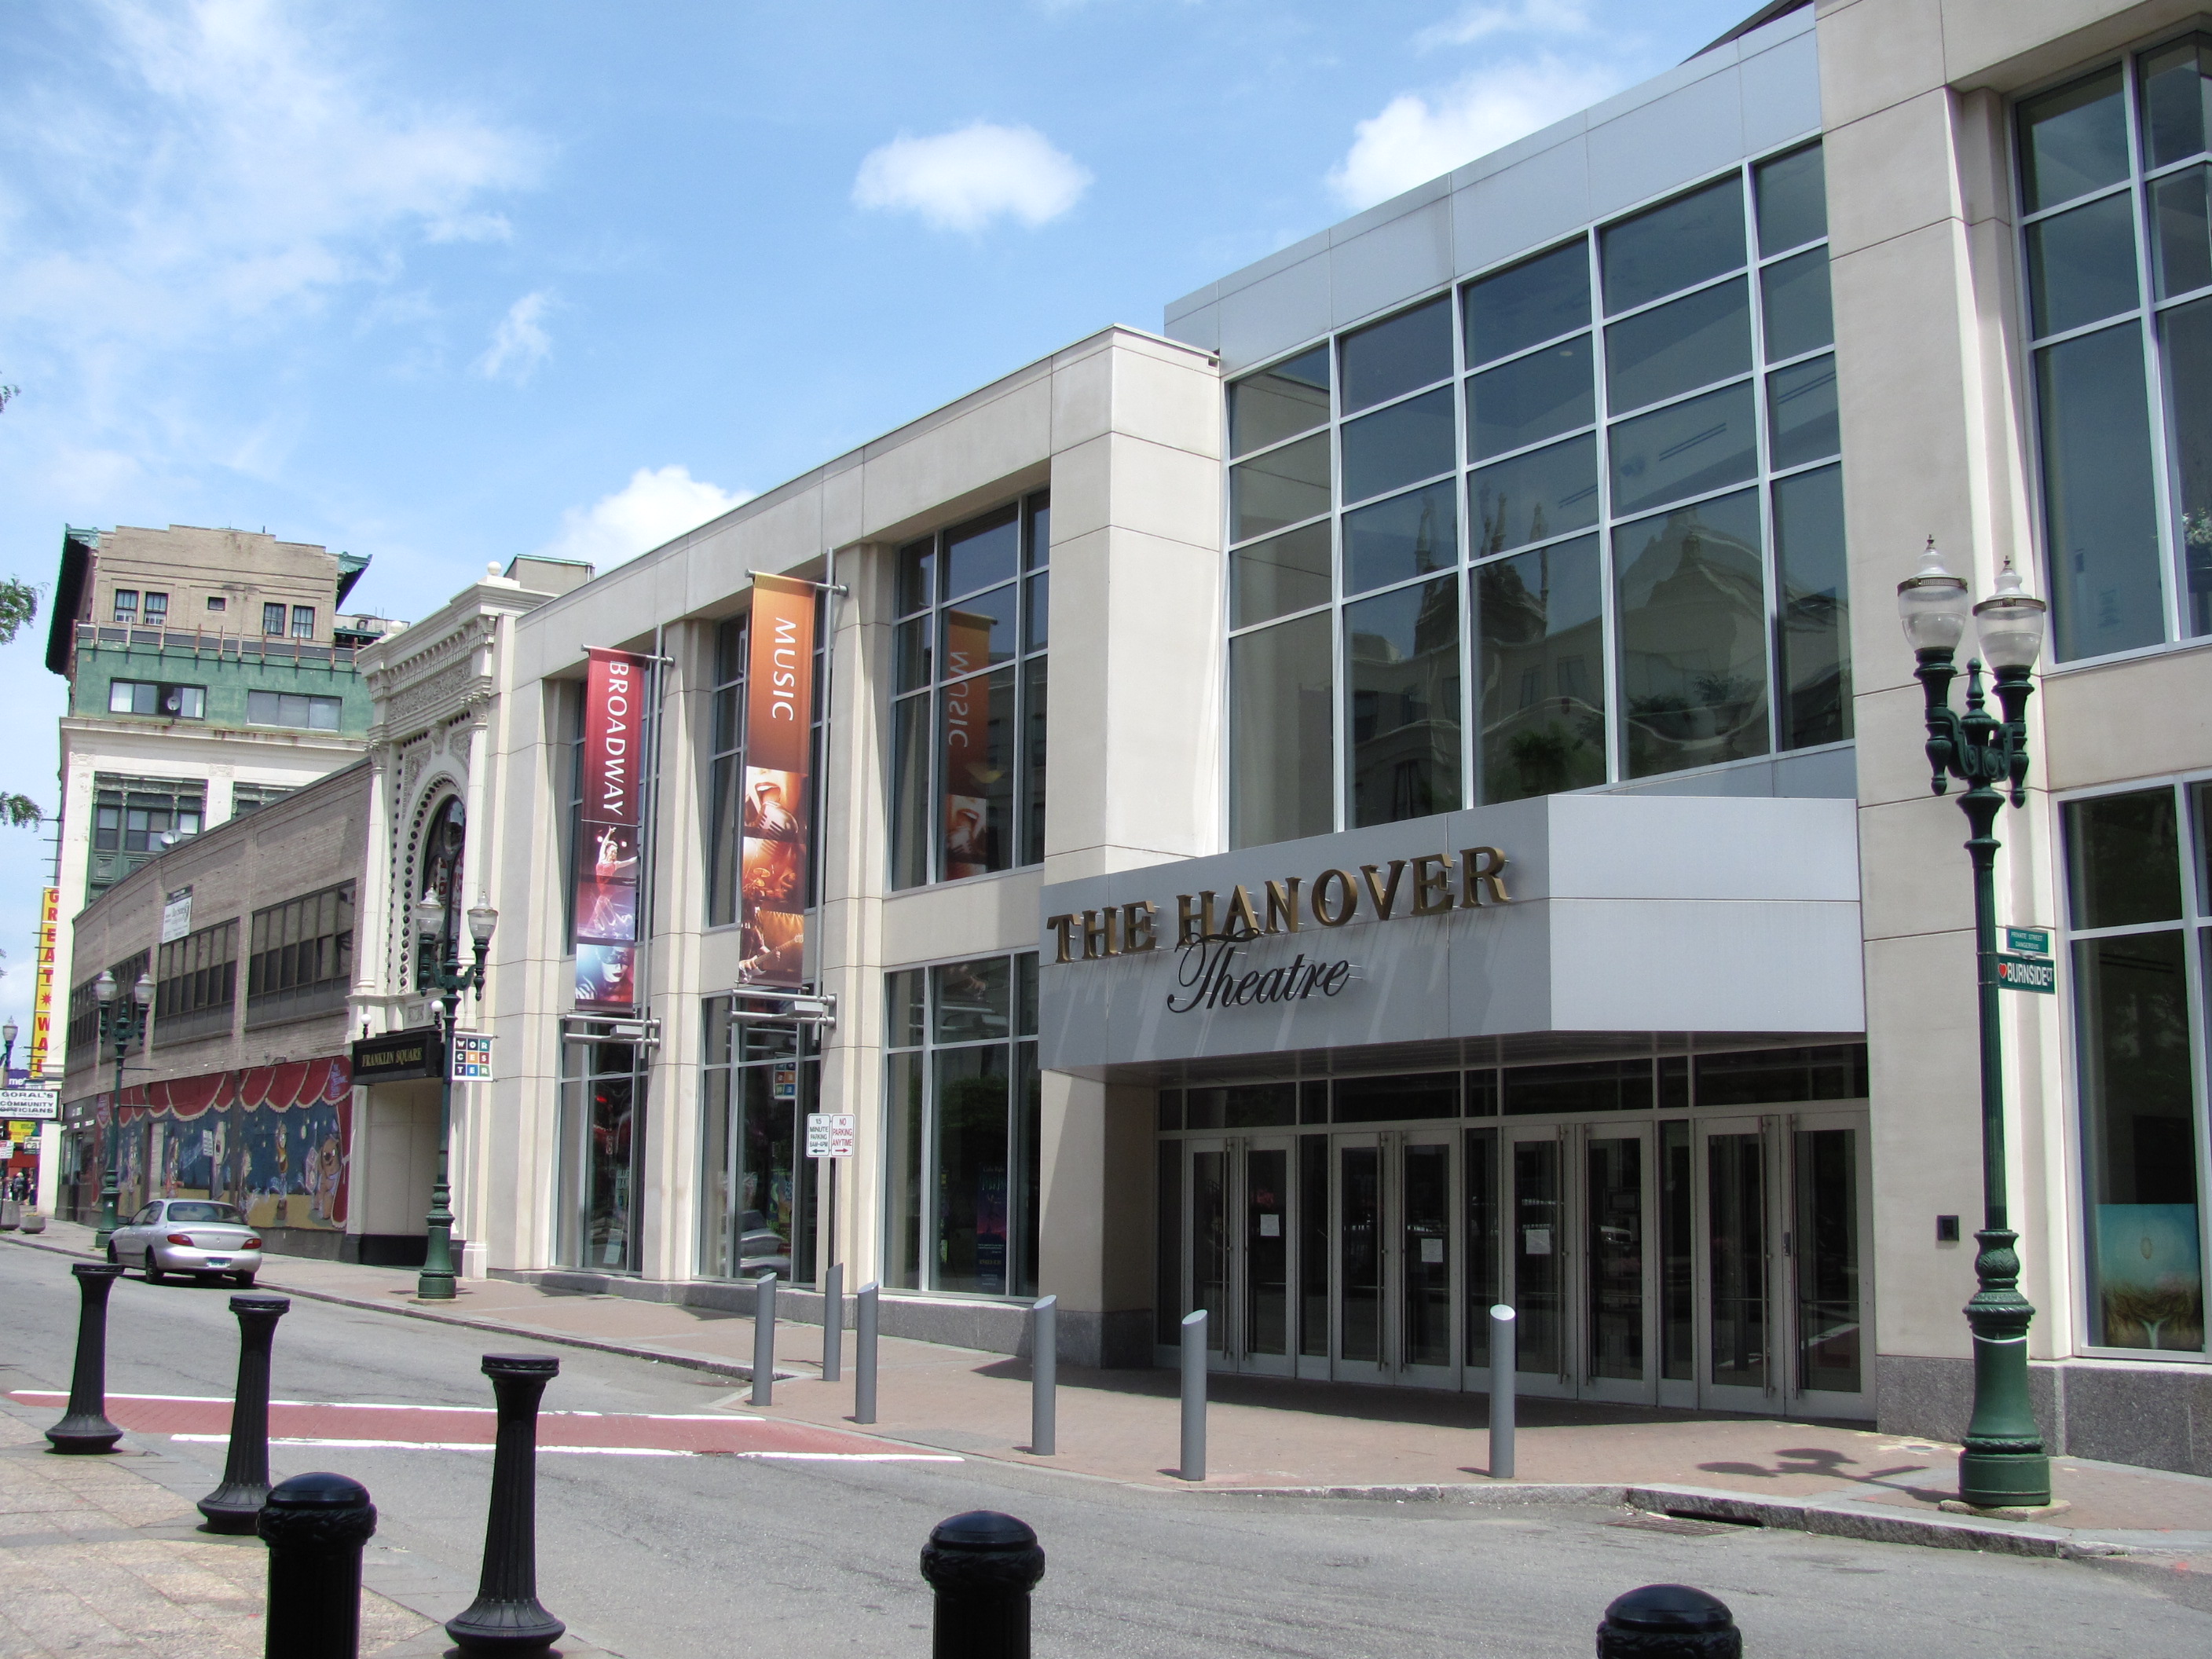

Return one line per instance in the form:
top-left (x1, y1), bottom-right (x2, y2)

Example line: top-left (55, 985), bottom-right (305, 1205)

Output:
top-left (3, 1243), bottom-right (2207, 1658)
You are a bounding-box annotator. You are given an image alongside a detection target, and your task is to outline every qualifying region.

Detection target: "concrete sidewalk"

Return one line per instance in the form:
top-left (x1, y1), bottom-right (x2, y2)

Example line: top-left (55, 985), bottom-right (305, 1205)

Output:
top-left (13, 1220), bottom-right (2212, 1562)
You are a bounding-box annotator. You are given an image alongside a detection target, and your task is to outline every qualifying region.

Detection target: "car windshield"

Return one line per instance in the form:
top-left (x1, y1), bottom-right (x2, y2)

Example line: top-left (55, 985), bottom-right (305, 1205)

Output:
top-left (166, 1202), bottom-right (244, 1223)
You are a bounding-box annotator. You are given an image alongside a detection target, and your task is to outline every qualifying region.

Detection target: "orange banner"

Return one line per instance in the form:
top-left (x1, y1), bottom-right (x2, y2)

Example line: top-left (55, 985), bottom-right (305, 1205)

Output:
top-left (942, 608), bottom-right (994, 881)
top-left (738, 575), bottom-right (816, 987)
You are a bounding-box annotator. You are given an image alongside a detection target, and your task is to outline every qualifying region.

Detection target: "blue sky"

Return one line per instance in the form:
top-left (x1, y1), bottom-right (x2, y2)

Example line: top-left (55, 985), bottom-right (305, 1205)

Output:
top-left (0, 0), bottom-right (1756, 1022)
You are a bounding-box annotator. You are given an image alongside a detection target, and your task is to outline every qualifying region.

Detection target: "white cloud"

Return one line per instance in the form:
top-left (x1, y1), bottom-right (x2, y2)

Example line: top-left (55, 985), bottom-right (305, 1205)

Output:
top-left (1415, 0), bottom-right (1592, 49)
top-left (535, 467), bottom-right (753, 570)
top-left (1326, 57), bottom-right (1626, 211)
top-left (852, 123), bottom-right (1091, 232)
top-left (475, 291), bottom-right (553, 383)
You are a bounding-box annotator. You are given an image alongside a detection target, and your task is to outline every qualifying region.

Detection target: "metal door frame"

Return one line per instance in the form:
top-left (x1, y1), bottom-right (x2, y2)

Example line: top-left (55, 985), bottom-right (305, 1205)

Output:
top-left (1577, 1119), bottom-right (1660, 1405)
top-left (1503, 1122), bottom-right (1572, 1398)
top-left (1694, 1113), bottom-right (1778, 1413)
top-left (1779, 1108), bottom-right (1874, 1421)
top-left (1182, 1133), bottom-right (1298, 1378)
top-left (1394, 1127), bottom-right (1460, 1390)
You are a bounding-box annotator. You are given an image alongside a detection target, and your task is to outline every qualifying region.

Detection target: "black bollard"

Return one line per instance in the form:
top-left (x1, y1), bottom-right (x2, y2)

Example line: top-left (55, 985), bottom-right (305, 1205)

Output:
top-left (199, 1294), bottom-right (291, 1532)
top-left (258, 1472), bottom-right (378, 1659)
top-left (46, 1262), bottom-right (126, 1453)
top-left (918, 1511), bottom-right (1046, 1659)
top-left (1596, 1584), bottom-right (1742, 1659)
top-left (446, 1354), bottom-right (566, 1656)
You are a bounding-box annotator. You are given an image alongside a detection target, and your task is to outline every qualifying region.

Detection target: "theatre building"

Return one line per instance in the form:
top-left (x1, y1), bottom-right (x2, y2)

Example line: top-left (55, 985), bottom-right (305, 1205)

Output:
top-left (422, 0), bottom-right (2212, 1474)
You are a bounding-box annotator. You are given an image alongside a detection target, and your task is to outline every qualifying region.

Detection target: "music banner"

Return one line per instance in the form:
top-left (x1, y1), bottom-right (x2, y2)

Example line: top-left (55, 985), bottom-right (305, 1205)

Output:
top-left (575, 647), bottom-right (650, 1010)
top-left (942, 607), bottom-right (994, 881)
top-left (737, 574), bottom-right (816, 987)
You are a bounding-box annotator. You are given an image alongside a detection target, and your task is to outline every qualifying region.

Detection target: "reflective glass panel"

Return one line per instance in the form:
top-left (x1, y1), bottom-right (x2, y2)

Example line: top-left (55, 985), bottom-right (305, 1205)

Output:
top-left (1472, 536), bottom-right (1606, 803)
top-left (939, 665), bottom-right (1014, 878)
top-left (2064, 789), bottom-right (2183, 928)
top-left (889, 696), bottom-right (929, 890)
top-left (1339, 1144), bottom-right (1381, 1362)
top-left (1708, 1133), bottom-right (1767, 1387)
top-left (1793, 1127), bottom-right (1862, 1392)
top-left (2037, 323), bottom-right (2165, 661)
top-left (1660, 1120), bottom-right (1693, 1382)
top-left (933, 1046), bottom-right (1010, 1295)
top-left (1512, 1140), bottom-right (1561, 1374)
top-left (1247, 1146), bottom-right (1289, 1357)
top-left (1403, 1143), bottom-right (1452, 1369)
top-left (1465, 239), bottom-right (1591, 367)
top-left (2020, 68), bottom-right (2130, 212)
top-left (1299, 1134), bottom-right (1330, 1357)
top-left (1341, 295), bottom-right (1452, 413)
top-left (1232, 521), bottom-right (1333, 626)
top-left (2142, 36), bottom-right (2212, 169)
top-left (894, 617), bottom-right (931, 693)
top-left (939, 582), bottom-right (1018, 673)
top-left (1341, 386), bottom-right (1456, 504)
top-left (1346, 577), bottom-right (1463, 826)
top-left (896, 538), bottom-right (933, 615)
top-left (1230, 612), bottom-right (1335, 848)
top-left (944, 505), bottom-right (1019, 600)
top-left (1773, 464), bottom-right (1852, 749)
top-left (1767, 353), bottom-right (1840, 468)
top-left (1606, 276), bottom-right (1752, 412)
top-left (2158, 295), bottom-right (2212, 635)
top-left (1608, 381), bottom-right (1759, 518)
top-left (1470, 434), bottom-right (1599, 556)
top-left (1229, 346), bottom-right (1331, 458)
top-left (1614, 489), bottom-right (1771, 778)
top-left (2027, 193), bottom-right (2142, 336)
top-left (1588, 1137), bottom-right (1644, 1381)
top-left (1469, 335), bottom-right (1594, 459)
top-left (2150, 163), bottom-right (2212, 298)
top-left (1601, 177), bottom-right (1746, 315)
top-left (932, 956), bottom-right (1012, 1043)
top-left (1754, 141), bottom-right (1827, 255)
top-left (1465, 1128), bottom-right (1499, 1368)
top-left (1344, 479), bottom-right (1457, 596)
top-left (1231, 432), bottom-right (1331, 542)
top-left (1760, 248), bottom-right (1833, 361)
top-left (1024, 572), bottom-right (1048, 653)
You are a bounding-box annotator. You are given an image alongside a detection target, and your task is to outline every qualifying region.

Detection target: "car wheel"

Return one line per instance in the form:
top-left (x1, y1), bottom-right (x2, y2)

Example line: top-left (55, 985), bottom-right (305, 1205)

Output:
top-left (104, 1242), bottom-right (119, 1265)
top-left (233, 1273), bottom-right (255, 1288)
top-left (144, 1254), bottom-right (164, 1284)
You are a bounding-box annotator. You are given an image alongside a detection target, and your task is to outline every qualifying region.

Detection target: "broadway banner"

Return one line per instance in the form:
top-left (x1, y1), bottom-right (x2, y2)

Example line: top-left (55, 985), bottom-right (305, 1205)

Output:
top-left (575, 646), bottom-right (651, 1010)
top-left (736, 574), bottom-right (817, 987)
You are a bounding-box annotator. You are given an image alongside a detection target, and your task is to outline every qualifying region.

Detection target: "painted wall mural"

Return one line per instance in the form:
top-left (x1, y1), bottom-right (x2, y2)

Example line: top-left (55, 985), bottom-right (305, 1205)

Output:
top-left (87, 1057), bottom-right (353, 1231)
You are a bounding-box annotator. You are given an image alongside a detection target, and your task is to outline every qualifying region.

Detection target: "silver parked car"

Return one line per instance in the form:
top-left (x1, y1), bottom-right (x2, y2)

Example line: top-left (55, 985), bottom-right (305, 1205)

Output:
top-left (106, 1199), bottom-right (263, 1287)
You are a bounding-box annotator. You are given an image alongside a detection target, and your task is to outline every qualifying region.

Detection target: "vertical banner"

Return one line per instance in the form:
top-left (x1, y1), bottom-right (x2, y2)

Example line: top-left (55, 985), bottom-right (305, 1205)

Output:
top-left (29, 887), bottom-right (56, 1079)
top-left (737, 574), bottom-right (817, 987)
top-left (941, 608), bottom-right (994, 881)
top-left (575, 647), bottom-right (650, 1010)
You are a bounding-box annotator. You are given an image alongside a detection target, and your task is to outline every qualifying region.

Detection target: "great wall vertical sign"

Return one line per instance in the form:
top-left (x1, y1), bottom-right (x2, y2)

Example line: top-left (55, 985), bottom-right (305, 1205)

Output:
top-left (575, 647), bottom-right (650, 1010)
top-left (736, 575), bottom-right (816, 988)
top-left (29, 886), bottom-right (56, 1078)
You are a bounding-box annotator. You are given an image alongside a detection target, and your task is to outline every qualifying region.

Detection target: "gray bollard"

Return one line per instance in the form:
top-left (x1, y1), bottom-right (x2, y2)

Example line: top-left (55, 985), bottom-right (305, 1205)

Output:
top-left (446, 1355), bottom-right (565, 1656)
top-left (1489, 1302), bottom-right (1517, 1479)
top-left (751, 1272), bottom-right (778, 1407)
top-left (1178, 1308), bottom-right (1207, 1481)
top-left (46, 1262), bottom-right (126, 1454)
top-left (821, 1261), bottom-right (844, 1383)
top-left (855, 1280), bottom-right (880, 1424)
top-left (1029, 1296), bottom-right (1057, 1456)
top-left (1596, 1584), bottom-right (1741, 1658)
top-left (919, 1511), bottom-right (1046, 1659)
top-left (199, 1294), bottom-right (291, 1532)
top-left (258, 1472), bottom-right (377, 1659)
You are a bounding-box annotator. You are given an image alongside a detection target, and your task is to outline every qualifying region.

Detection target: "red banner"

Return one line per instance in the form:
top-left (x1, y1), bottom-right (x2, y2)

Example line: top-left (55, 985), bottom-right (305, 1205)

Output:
top-left (737, 576), bottom-right (816, 987)
top-left (942, 607), bottom-right (994, 881)
top-left (576, 648), bottom-right (650, 1010)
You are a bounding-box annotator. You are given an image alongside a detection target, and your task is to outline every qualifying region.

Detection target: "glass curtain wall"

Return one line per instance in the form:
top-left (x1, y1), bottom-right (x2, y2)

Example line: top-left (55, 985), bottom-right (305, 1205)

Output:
top-left (890, 496), bottom-right (1049, 888)
top-left (556, 1039), bottom-right (648, 1273)
top-left (2064, 783), bottom-right (2210, 1355)
top-left (1225, 141), bottom-right (1845, 843)
top-left (882, 952), bottom-right (1042, 1296)
top-left (698, 997), bottom-right (821, 1284)
top-left (2020, 38), bottom-right (2212, 661)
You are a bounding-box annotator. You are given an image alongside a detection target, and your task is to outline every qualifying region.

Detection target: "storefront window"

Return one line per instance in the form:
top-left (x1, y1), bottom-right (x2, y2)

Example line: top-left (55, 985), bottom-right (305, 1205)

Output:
top-left (698, 998), bottom-right (820, 1284)
top-left (557, 1040), bottom-right (646, 1273)
top-left (881, 951), bottom-right (1041, 1295)
top-left (2067, 784), bottom-right (2207, 1353)
top-left (889, 496), bottom-right (1049, 888)
top-left (1223, 140), bottom-right (1845, 843)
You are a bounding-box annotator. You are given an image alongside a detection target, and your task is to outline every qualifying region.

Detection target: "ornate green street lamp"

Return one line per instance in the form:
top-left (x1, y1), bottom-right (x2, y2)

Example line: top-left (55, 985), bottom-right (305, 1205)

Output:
top-left (90, 969), bottom-right (152, 1250)
top-left (1897, 539), bottom-right (2053, 1511)
top-left (412, 888), bottom-right (496, 1302)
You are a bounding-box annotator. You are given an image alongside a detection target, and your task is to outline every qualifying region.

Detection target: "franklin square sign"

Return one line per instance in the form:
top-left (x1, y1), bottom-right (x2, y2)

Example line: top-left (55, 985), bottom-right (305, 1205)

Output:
top-left (1035, 793), bottom-right (1868, 1079)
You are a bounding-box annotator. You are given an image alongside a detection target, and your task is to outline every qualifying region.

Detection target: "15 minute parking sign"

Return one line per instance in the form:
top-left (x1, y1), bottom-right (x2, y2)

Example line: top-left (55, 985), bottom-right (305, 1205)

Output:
top-left (806, 1113), bottom-right (855, 1158)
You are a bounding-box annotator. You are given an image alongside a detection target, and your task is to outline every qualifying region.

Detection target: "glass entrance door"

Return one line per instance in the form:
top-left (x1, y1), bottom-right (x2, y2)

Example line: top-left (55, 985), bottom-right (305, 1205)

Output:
top-left (1185, 1135), bottom-right (1297, 1378)
top-left (1332, 1130), bottom-right (1458, 1386)
top-left (1580, 1123), bottom-right (1657, 1404)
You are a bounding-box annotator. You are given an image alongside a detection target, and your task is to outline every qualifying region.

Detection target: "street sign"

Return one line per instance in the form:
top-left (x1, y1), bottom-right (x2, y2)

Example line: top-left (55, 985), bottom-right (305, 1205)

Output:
top-left (2005, 926), bottom-right (2051, 955)
top-left (1996, 954), bottom-right (2056, 994)
top-left (806, 1112), bottom-right (855, 1158)
top-left (450, 1033), bottom-right (495, 1081)
top-left (0, 1086), bottom-right (59, 1121)
top-left (772, 1064), bottom-right (797, 1101)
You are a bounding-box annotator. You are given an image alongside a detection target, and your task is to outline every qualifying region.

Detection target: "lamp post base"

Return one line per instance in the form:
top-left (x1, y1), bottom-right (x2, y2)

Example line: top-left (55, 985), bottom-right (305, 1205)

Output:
top-left (1957, 1228), bottom-right (2051, 1511)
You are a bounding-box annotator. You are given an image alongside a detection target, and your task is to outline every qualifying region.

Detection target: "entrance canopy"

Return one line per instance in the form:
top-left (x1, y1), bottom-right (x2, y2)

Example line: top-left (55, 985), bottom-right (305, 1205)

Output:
top-left (1038, 793), bottom-right (1861, 1077)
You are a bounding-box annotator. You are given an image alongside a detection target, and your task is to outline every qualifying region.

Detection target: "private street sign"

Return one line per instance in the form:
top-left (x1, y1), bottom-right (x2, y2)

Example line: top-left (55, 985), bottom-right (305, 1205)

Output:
top-left (2004, 926), bottom-right (2052, 954)
top-left (1996, 954), bottom-right (2056, 994)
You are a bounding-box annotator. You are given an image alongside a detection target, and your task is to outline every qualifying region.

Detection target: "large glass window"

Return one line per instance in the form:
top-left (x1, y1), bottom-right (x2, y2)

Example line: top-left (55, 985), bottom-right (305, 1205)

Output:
top-left (557, 1040), bottom-right (647, 1273)
top-left (890, 495), bottom-right (1049, 888)
top-left (244, 882), bottom-right (354, 1028)
top-left (87, 774), bottom-right (205, 900)
top-left (155, 918), bottom-right (237, 1046)
top-left (2065, 783), bottom-right (2209, 1355)
top-left (1223, 141), bottom-right (1845, 842)
top-left (698, 998), bottom-right (821, 1284)
top-left (881, 952), bottom-right (1040, 1297)
top-left (2021, 41), bottom-right (2212, 661)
